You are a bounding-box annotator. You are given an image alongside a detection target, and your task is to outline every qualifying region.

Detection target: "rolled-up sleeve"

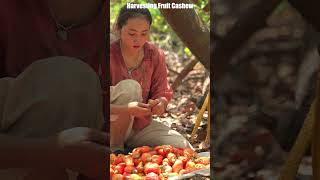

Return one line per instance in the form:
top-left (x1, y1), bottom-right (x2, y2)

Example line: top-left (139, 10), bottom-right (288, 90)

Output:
top-left (150, 49), bottom-right (173, 102)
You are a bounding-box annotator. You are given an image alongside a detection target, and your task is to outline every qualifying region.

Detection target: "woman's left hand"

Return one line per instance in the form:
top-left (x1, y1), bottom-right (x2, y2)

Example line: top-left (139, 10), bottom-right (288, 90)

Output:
top-left (148, 98), bottom-right (167, 116)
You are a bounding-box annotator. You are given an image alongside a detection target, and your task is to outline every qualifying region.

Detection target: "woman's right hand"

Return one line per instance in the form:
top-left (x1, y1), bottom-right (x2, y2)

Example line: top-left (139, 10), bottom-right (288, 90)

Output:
top-left (127, 102), bottom-right (152, 117)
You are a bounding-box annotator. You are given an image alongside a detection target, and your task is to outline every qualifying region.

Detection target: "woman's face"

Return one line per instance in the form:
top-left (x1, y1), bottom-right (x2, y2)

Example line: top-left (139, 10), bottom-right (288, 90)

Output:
top-left (119, 17), bottom-right (150, 53)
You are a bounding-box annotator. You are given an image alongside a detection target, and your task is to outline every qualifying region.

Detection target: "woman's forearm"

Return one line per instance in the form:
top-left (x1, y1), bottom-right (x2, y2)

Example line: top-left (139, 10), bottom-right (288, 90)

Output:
top-left (110, 104), bottom-right (128, 115)
top-left (0, 134), bottom-right (59, 169)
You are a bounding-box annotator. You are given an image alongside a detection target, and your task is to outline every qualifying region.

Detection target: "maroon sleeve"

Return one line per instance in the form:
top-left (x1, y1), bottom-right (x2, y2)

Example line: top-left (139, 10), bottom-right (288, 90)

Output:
top-left (0, 3), bottom-right (7, 78)
top-left (150, 48), bottom-right (173, 102)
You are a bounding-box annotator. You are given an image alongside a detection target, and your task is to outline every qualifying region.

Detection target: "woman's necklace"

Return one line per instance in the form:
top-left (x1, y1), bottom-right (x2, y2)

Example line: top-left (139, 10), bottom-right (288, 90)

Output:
top-left (48, 0), bottom-right (104, 41)
top-left (120, 41), bottom-right (144, 75)
top-left (55, 22), bottom-right (77, 41)
top-left (48, 7), bottom-right (78, 41)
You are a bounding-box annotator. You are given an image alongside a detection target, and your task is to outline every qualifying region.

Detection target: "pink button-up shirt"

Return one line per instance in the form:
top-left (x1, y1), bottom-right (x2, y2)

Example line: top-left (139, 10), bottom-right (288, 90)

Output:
top-left (110, 40), bottom-right (173, 130)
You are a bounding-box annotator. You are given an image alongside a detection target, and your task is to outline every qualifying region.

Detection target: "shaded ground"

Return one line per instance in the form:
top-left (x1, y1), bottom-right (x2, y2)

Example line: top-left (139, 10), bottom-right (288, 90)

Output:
top-left (154, 45), bottom-right (210, 153)
top-left (148, 36), bottom-right (210, 180)
top-left (213, 1), bottom-right (319, 179)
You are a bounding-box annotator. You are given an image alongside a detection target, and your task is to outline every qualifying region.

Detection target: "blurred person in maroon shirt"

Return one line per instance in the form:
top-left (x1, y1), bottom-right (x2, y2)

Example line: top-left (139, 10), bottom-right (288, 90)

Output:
top-left (0, 0), bottom-right (107, 180)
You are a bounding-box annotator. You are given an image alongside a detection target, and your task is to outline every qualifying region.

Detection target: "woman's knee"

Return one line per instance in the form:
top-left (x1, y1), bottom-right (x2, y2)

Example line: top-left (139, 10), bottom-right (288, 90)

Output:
top-left (113, 79), bottom-right (142, 103)
top-left (4, 56), bottom-right (104, 136)
top-left (163, 133), bottom-right (193, 149)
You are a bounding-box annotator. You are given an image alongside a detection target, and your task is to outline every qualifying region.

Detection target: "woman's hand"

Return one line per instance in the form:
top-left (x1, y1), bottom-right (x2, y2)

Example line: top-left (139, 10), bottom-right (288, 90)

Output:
top-left (127, 102), bottom-right (152, 117)
top-left (148, 98), bottom-right (167, 116)
top-left (53, 127), bottom-right (109, 179)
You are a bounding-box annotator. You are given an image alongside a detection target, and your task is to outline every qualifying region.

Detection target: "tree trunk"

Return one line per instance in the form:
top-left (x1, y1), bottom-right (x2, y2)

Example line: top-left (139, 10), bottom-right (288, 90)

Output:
top-left (153, 0), bottom-right (210, 69)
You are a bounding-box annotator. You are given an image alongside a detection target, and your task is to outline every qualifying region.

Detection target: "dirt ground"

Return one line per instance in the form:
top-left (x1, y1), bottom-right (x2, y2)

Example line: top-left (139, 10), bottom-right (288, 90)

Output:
top-left (213, 1), bottom-right (317, 179)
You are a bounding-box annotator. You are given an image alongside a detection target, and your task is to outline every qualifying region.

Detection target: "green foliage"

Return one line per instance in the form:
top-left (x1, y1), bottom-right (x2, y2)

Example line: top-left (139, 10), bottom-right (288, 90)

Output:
top-left (273, 0), bottom-right (288, 15)
top-left (184, 47), bottom-right (192, 57)
top-left (110, 0), bottom-right (209, 59)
